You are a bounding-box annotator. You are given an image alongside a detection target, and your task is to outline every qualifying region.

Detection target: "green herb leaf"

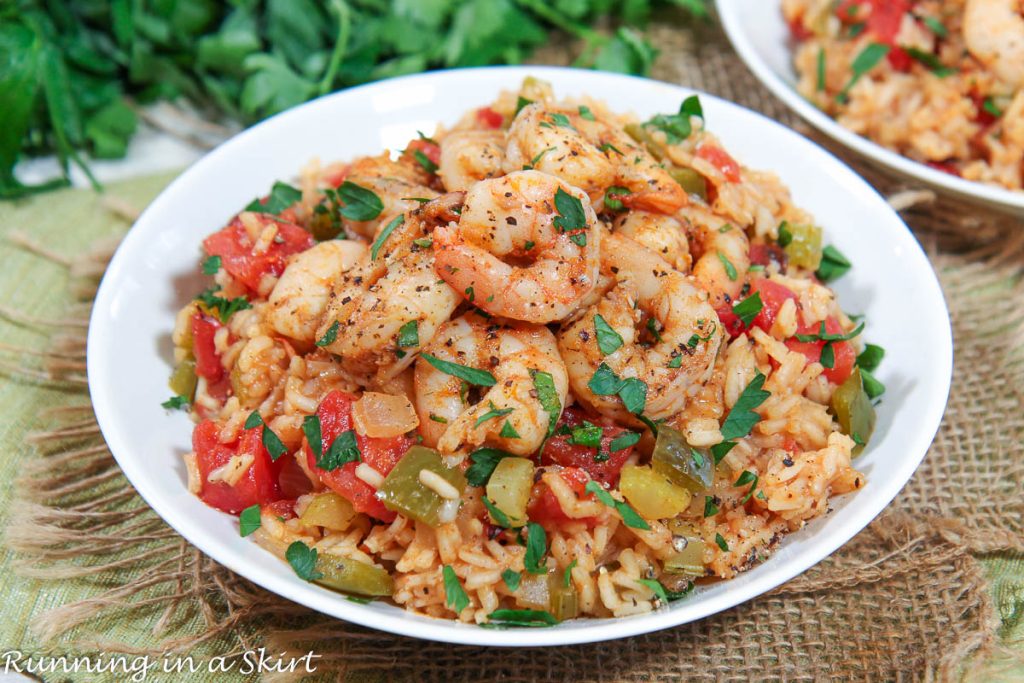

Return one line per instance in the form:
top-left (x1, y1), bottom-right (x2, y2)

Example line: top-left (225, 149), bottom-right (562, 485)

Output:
top-left (302, 414), bottom-right (323, 461)
top-left (816, 47), bottom-right (826, 92)
top-left (197, 287), bottom-right (251, 324)
top-left (338, 181), bottom-right (384, 222)
top-left (475, 402), bottom-right (515, 428)
top-left (734, 470), bottom-right (759, 504)
top-left (530, 369), bottom-right (562, 437)
top-left (568, 422), bottom-right (603, 448)
top-left (421, 353), bottom-right (496, 386)
top-left (245, 181), bottom-right (302, 215)
top-left (515, 96), bottom-right (533, 116)
top-left (637, 578), bottom-right (691, 603)
top-left (502, 568), bottom-right (522, 592)
top-left (239, 504), bottom-right (262, 537)
top-left (316, 320), bottom-right (340, 347)
top-left (578, 105), bottom-right (595, 121)
top-left (983, 97), bottom-right (1003, 118)
top-left (857, 343), bottom-right (885, 372)
top-left (499, 421), bottom-right (521, 439)
top-left (245, 410), bottom-right (287, 461)
top-left (668, 354), bottom-right (684, 368)
top-left (483, 609), bottom-right (558, 628)
top-left (703, 496), bottom-right (719, 517)
top-left (524, 522), bottom-right (548, 574)
top-left (413, 149), bottom-right (438, 174)
top-left (483, 495), bottom-right (516, 528)
top-left (816, 245), bottom-right (852, 282)
top-left (716, 251), bottom-right (738, 281)
top-left (838, 43), bottom-right (890, 101)
top-left (609, 431), bottom-right (640, 452)
top-left (202, 255), bottom-right (222, 275)
top-left (604, 185), bottom-right (631, 211)
top-left (715, 533), bottom-right (730, 552)
top-left (563, 559), bottom-right (577, 587)
top-left (162, 395), bottom-right (190, 411)
top-left (443, 565), bottom-right (470, 614)
top-left (553, 187), bottom-right (587, 237)
top-left (618, 378), bottom-right (647, 415)
top-left (466, 448), bottom-right (516, 487)
top-left (732, 291), bottom-right (763, 327)
top-left (794, 321), bottom-right (865, 344)
top-left (548, 112), bottom-right (574, 129)
top-left (584, 480), bottom-right (650, 530)
top-left (861, 368), bottom-right (886, 399)
top-left (778, 221), bottom-right (793, 247)
top-left (719, 372), bottom-right (770, 441)
top-left (643, 95), bottom-right (703, 144)
top-left (318, 430), bottom-right (360, 471)
top-left (397, 320), bottom-right (419, 348)
top-left (594, 314), bottom-right (624, 355)
top-left (370, 214), bottom-right (405, 260)
top-left (285, 541), bottom-right (323, 582)
top-left (922, 16), bottom-right (948, 37)
top-left (903, 47), bottom-right (955, 77)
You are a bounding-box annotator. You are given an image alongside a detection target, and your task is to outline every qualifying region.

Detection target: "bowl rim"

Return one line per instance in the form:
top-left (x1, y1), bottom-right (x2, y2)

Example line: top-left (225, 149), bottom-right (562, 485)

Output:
top-left (87, 64), bottom-right (953, 647)
top-left (715, 0), bottom-right (1024, 215)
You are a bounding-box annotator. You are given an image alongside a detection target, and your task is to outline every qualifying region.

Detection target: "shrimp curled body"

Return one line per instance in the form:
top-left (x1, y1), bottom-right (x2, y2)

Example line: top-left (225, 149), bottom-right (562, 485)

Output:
top-left (964, 0), bottom-right (1024, 89)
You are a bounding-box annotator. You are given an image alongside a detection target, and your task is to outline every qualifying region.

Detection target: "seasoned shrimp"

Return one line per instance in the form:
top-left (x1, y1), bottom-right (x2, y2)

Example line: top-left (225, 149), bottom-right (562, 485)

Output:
top-left (433, 170), bottom-right (601, 323)
top-left (964, 0), bottom-right (1024, 88)
top-left (437, 130), bottom-right (506, 192)
top-left (317, 196), bottom-right (463, 387)
top-left (559, 233), bottom-right (723, 424)
top-left (337, 154), bottom-right (438, 241)
top-left (266, 240), bottom-right (367, 344)
top-left (684, 206), bottom-right (750, 308)
top-left (504, 103), bottom-right (687, 213)
top-left (612, 210), bottom-right (691, 273)
top-left (414, 312), bottom-right (569, 460)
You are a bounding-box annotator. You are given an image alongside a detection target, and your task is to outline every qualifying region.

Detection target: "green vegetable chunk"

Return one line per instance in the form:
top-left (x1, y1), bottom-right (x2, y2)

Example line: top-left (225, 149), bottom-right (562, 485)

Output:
top-left (168, 359), bottom-right (198, 400)
top-left (830, 368), bottom-right (876, 455)
top-left (780, 222), bottom-right (823, 270)
top-left (666, 167), bottom-right (708, 200)
top-left (547, 574), bottom-right (579, 621)
top-left (314, 554), bottom-right (393, 597)
top-left (377, 446), bottom-right (466, 527)
top-left (663, 520), bottom-right (706, 577)
top-left (623, 122), bottom-right (665, 160)
top-left (651, 424), bottom-right (714, 493)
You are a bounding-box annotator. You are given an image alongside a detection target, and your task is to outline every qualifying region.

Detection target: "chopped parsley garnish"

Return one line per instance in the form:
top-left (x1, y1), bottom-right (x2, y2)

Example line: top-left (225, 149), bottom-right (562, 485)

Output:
top-left (604, 185), bottom-right (631, 211)
top-left (553, 187), bottom-right (587, 247)
top-left (421, 353), bottom-right (496, 386)
top-left (903, 47), bottom-right (955, 77)
top-left (668, 354), bottom-right (684, 369)
top-left (643, 95), bottom-right (703, 143)
top-left (523, 240), bottom-right (536, 251)
top-left (794, 321), bottom-right (865, 344)
top-left (301, 414), bottom-right (323, 459)
top-left (637, 578), bottom-right (692, 603)
top-left (316, 320), bottom-right (340, 347)
top-left (429, 413), bottom-right (449, 424)
top-left (285, 541), bottom-right (323, 582)
top-left (715, 533), bottom-right (730, 552)
top-left (196, 287), bottom-right (251, 323)
top-left (303, 414), bottom-right (360, 471)
top-left (413, 237), bottom-right (433, 249)
top-left (337, 181), bottom-right (384, 222)
top-left (482, 496), bottom-right (515, 528)
top-left (482, 609), bottom-right (558, 628)
top-left (816, 48), bottom-right (826, 92)
top-left (413, 149), bottom-right (438, 174)
top-left (594, 314), bottom-right (624, 355)
top-left (244, 410), bottom-right (288, 461)
top-left (777, 221), bottom-right (793, 247)
top-left (838, 43), bottom-right (890, 102)
top-left (732, 291), bottom-right (763, 327)
top-left (645, 317), bottom-right (663, 343)
top-left (717, 251), bottom-right (738, 281)
top-left (397, 320), bottom-right (419, 348)
top-left (530, 369), bottom-right (562, 437)
top-left (239, 504), bottom-right (261, 537)
top-left (370, 214), bottom-right (404, 260)
top-left (475, 402), bottom-right (515, 427)
top-left (816, 244), bottom-right (852, 282)
top-left (922, 16), bottom-right (948, 38)
top-left (162, 395), bottom-right (189, 411)
top-left (443, 565), bottom-right (470, 614)
top-left (568, 422), bottom-right (603, 448)
top-left (563, 559), bottom-right (577, 587)
top-left (465, 448), bottom-right (516, 487)
top-left (609, 431), bottom-right (640, 452)
top-left (983, 97), bottom-right (1003, 118)
top-left (711, 372), bottom-right (770, 464)
top-left (585, 480), bottom-right (650, 529)
top-left (524, 522), bottom-right (549, 574)
top-left (703, 496), bottom-right (719, 517)
top-left (734, 470), bottom-right (759, 504)
top-left (599, 142), bottom-right (623, 155)
top-left (502, 569), bottom-right (522, 592)
top-left (861, 369), bottom-right (886, 400)
top-left (578, 105), bottom-right (596, 121)
top-left (244, 181), bottom-right (302, 215)
top-left (499, 421), bottom-right (521, 439)
top-left (465, 286), bottom-right (475, 302)
top-left (847, 22), bottom-right (866, 38)
top-left (515, 96), bottom-right (533, 116)
top-left (548, 112), bottom-right (574, 129)
top-left (587, 363), bottom-right (648, 415)
top-left (201, 255), bottom-right (222, 275)
top-left (531, 146), bottom-right (556, 166)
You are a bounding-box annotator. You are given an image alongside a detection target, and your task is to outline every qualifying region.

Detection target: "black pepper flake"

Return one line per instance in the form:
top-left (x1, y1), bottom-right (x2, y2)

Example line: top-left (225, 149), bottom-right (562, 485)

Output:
top-left (783, 456), bottom-right (794, 467)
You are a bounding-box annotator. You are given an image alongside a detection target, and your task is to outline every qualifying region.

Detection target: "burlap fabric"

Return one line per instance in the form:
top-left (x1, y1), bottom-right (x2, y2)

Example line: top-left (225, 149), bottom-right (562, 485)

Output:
top-left (2, 13), bottom-right (1022, 682)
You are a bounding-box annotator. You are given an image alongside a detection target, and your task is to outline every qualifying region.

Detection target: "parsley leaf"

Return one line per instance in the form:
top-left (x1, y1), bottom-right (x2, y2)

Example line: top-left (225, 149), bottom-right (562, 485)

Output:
top-left (244, 410), bottom-right (288, 461)
top-left (922, 16), bottom-right (948, 37)
top-left (715, 533), bottom-right (730, 552)
top-left (734, 470), bottom-right (759, 504)
top-left (594, 314), bottom-right (624, 355)
top-left (443, 565), bottom-right (470, 614)
top-left (397, 320), bottom-right (419, 348)
top-left (202, 255), bottom-right (222, 275)
top-left (421, 354), bottom-right (496, 386)
top-left (196, 287), bottom-right (251, 324)
top-left (578, 105), bottom-right (595, 121)
top-left (563, 559), bottom-right (577, 587)
top-left (794, 321), bottom-right (865, 343)
top-left (239, 504), bottom-right (261, 537)
top-left (337, 181), bottom-right (383, 222)
top-left (861, 369), bottom-right (886, 399)
top-left (245, 181), bottom-right (302, 215)
top-left (643, 95), bottom-right (703, 143)
top-left (316, 320), bottom-right (340, 347)
top-left (370, 214), bottom-right (404, 260)
top-left (482, 495), bottom-right (516, 528)
top-left (618, 378), bottom-right (647, 414)
top-left (838, 43), bottom-right (890, 101)
top-left (475, 402), bottom-right (515, 427)
top-left (302, 414), bottom-right (323, 461)
top-left (703, 496), bottom-right (719, 517)
top-left (716, 251), bottom-right (738, 281)
top-left (483, 609), bottom-right (558, 628)
top-left (285, 541), bottom-right (323, 582)
top-left (499, 421), bottom-right (521, 439)
top-left (719, 372), bottom-right (770, 442)
top-left (816, 245), bottom-right (852, 282)
top-left (530, 369), bottom-right (562, 437)
top-left (524, 522), bottom-right (548, 574)
top-left (318, 430), bottom-right (360, 471)
top-left (816, 47), bottom-right (826, 92)
top-left (162, 395), bottom-right (190, 411)
top-left (502, 569), bottom-right (522, 592)
top-left (732, 291), bottom-right (763, 327)
top-left (856, 343), bottom-right (885, 372)
top-left (585, 480), bottom-right (650, 530)
top-left (413, 149), bottom-right (438, 174)
top-left (465, 448), bottom-right (516, 487)
top-left (552, 187), bottom-right (587, 245)
top-left (568, 422), bottom-right (603, 448)
top-left (609, 431), bottom-right (640, 452)
top-left (637, 578), bottom-right (692, 603)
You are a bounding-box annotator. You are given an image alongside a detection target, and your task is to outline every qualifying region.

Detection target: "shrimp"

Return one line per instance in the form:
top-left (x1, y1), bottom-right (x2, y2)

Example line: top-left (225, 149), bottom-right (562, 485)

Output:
top-left (683, 206), bottom-right (750, 309)
top-left (504, 102), bottom-right (686, 213)
top-left (337, 154), bottom-right (438, 241)
top-left (437, 130), bottom-right (506, 192)
top-left (414, 312), bottom-right (569, 461)
top-left (316, 195), bottom-right (463, 388)
top-left (964, 0), bottom-right (1024, 89)
top-left (612, 210), bottom-right (691, 273)
top-left (558, 233), bottom-right (723, 425)
top-left (266, 240), bottom-right (367, 344)
top-left (433, 170), bottom-right (601, 323)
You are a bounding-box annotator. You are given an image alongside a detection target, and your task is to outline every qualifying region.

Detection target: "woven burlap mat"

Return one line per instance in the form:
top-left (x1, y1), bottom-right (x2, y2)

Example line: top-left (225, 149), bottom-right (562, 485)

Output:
top-left (3, 12), bottom-right (1023, 682)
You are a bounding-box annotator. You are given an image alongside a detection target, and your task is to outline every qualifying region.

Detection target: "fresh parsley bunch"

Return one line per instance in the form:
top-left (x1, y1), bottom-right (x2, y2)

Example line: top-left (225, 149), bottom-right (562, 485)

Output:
top-left (0, 0), bottom-right (707, 199)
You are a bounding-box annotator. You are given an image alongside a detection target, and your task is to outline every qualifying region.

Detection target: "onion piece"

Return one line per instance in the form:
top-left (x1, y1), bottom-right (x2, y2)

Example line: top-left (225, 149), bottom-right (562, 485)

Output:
top-left (352, 391), bottom-right (420, 438)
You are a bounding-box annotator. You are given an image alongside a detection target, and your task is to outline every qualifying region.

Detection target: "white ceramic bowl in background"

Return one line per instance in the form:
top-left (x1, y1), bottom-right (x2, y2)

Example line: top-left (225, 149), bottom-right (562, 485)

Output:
top-left (87, 66), bottom-right (952, 646)
top-left (716, 0), bottom-right (1024, 216)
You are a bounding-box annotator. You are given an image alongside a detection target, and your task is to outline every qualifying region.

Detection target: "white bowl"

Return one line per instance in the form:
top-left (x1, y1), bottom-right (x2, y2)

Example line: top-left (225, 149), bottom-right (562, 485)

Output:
top-left (716, 0), bottom-right (1024, 216)
top-left (88, 66), bottom-right (952, 646)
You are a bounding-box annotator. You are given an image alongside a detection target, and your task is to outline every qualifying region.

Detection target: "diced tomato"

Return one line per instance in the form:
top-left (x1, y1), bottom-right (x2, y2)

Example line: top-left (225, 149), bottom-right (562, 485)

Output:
top-left (540, 407), bottom-right (637, 487)
top-left (837, 0), bottom-right (909, 43)
top-left (886, 46), bottom-right (912, 72)
top-left (926, 160), bottom-right (961, 177)
top-left (404, 138), bottom-right (441, 169)
top-left (265, 498), bottom-right (297, 520)
top-left (785, 316), bottom-right (856, 384)
top-left (696, 144), bottom-right (741, 183)
top-left (203, 216), bottom-right (314, 293)
top-left (192, 420), bottom-right (284, 514)
top-left (749, 243), bottom-right (787, 272)
top-left (302, 391), bottom-right (414, 521)
top-left (780, 436), bottom-right (800, 454)
top-left (191, 313), bottom-right (224, 383)
top-left (750, 279), bottom-right (799, 333)
top-left (716, 303), bottom-right (745, 339)
top-left (972, 94), bottom-right (999, 127)
top-left (527, 466), bottom-right (597, 528)
top-left (476, 107), bottom-right (504, 129)
top-left (787, 15), bottom-right (812, 41)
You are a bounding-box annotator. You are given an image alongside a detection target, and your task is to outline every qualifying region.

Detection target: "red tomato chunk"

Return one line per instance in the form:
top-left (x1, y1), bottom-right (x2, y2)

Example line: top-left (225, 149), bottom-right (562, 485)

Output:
top-left (203, 216), bottom-right (314, 293)
top-left (192, 421), bottom-right (283, 514)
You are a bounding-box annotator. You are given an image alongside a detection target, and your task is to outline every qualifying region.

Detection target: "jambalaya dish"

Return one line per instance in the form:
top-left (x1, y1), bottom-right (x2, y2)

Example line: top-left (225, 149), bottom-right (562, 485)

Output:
top-left (167, 77), bottom-right (882, 626)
